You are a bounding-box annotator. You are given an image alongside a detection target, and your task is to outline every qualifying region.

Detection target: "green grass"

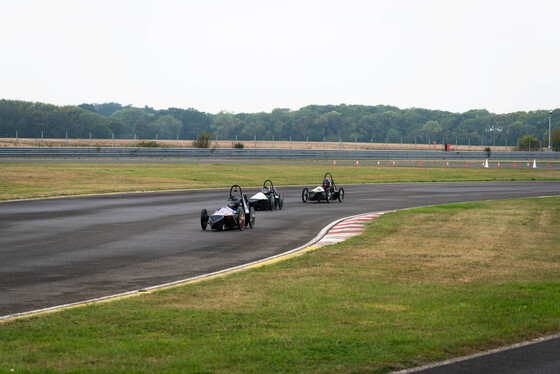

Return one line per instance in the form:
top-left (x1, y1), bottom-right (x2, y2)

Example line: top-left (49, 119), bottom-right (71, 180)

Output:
top-left (1, 161), bottom-right (559, 200)
top-left (1, 197), bottom-right (559, 373)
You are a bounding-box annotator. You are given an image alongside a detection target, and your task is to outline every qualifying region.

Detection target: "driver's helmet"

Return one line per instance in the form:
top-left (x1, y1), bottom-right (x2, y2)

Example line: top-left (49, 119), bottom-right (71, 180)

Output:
top-left (227, 195), bottom-right (240, 209)
top-left (262, 186), bottom-right (270, 195)
top-left (322, 178), bottom-right (330, 189)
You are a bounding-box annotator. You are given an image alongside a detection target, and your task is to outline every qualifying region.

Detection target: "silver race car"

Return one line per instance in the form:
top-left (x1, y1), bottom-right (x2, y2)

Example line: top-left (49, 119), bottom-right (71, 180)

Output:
top-left (201, 185), bottom-right (256, 230)
top-left (248, 180), bottom-right (284, 211)
top-left (302, 173), bottom-right (345, 203)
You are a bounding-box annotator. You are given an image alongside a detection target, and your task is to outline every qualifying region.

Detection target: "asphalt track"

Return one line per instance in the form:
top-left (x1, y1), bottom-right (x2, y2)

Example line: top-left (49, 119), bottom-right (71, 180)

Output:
top-left (1, 181), bottom-right (560, 373)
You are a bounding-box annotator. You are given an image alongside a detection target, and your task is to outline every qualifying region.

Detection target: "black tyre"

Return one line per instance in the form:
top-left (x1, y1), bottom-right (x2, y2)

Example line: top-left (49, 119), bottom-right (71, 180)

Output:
top-left (302, 188), bottom-right (309, 203)
top-left (338, 188), bottom-right (345, 202)
top-left (247, 206), bottom-right (255, 228)
top-left (200, 209), bottom-right (209, 230)
top-left (326, 191), bottom-right (332, 203)
top-left (238, 212), bottom-right (245, 231)
top-left (278, 194), bottom-right (284, 210)
top-left (270, 194), bottom-right (276, 211)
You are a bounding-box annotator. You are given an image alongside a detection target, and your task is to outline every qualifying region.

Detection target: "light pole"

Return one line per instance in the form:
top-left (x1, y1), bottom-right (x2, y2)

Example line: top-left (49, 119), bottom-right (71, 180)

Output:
top-left (549, 110), bottom-right (552, 152)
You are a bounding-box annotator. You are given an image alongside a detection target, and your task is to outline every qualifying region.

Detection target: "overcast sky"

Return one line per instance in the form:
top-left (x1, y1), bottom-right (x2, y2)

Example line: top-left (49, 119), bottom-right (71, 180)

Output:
top-left (1, 0), bottom-right (558, 114)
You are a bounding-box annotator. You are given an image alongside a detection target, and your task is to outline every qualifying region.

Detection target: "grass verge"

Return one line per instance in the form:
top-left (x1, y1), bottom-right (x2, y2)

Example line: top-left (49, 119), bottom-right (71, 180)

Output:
top-left (1, 197), bottom-right (559, 373)
top-left (1, 161), bottom-right (559, 200)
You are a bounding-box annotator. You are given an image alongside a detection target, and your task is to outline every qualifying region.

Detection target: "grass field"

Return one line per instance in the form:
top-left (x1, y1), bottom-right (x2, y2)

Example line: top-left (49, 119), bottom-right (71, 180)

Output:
top-left (1, 161), bottom-right (560, 201)
top-left (1, 197), bottom-right (559, 373)
top-left (0, 137), bottom-right (515, 152)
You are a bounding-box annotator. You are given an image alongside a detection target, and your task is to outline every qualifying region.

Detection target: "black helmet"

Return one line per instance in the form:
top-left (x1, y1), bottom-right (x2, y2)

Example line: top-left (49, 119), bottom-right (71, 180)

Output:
top-left (322, 178), bottom-right (330, 188)
top-left (228, 195), bottom-right (240, 209)
top-left (262, 186), bottom-right (270, 194)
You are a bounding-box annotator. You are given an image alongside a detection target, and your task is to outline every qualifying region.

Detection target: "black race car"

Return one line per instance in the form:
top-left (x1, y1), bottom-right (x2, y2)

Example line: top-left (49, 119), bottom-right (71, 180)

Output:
top-left (248, 180), bottom-right (284, 211)
top-left (302, 172), bottom-right (344, 203)
top-left (201, 185), bottom-right (255, 231)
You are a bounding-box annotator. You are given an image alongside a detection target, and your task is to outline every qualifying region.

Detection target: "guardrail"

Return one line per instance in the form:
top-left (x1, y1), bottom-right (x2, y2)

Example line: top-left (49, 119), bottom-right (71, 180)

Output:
top-left (0, 147), bottom-right (558, 160)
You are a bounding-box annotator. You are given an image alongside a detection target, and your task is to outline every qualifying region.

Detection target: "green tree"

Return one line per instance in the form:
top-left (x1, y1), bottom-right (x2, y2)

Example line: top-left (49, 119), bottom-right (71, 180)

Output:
top-left (421, 120), bottom-right (443, 142)
top-left (517, 135), bottom-right (540, 151)
top-left (211, 111), bottom-right (241, 140)
top-left (551, 127), bottom-right (560, 151)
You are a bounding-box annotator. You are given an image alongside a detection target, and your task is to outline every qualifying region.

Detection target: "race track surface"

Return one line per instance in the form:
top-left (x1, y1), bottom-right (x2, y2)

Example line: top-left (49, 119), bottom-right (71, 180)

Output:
top-left (1, 181), bottom-right (560, 316)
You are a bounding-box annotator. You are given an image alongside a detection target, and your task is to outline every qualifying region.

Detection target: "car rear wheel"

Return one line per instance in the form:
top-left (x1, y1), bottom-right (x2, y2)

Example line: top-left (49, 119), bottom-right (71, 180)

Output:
top-left (338, 188), bottom-right (345, 202)
top-left (247, 206), bottom-right (255, 228)
top-left (302, 188), bottom-right (309, 203)
top-left (270, 194), bottom-right (276, 211)
top-left (200, 209), bottom-right (209, 230)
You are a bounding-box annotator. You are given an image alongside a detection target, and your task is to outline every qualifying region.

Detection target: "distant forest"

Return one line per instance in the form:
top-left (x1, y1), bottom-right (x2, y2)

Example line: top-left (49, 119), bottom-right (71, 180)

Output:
top-left (0, 99), bottom-right (558, 146)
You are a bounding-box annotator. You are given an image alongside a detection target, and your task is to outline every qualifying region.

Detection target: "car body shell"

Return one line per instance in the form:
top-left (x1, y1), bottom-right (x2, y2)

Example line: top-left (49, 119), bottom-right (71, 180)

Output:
top-left (201, 185), bottom-right (255, 230)
top-left (248, 180), bottom-right (284, 211)
top-left (302, 173), bottom-right (344, 203)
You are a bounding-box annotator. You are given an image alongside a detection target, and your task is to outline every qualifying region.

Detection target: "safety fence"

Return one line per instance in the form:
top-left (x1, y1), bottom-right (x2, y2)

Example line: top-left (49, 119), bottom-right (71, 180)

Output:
top-left (1, 147), bottom-right (558, 161)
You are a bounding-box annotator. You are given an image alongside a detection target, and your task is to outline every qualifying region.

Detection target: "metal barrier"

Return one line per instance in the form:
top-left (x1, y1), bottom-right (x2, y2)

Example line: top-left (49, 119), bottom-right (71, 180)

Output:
top-left (0, 147), bottom-right (558, 160)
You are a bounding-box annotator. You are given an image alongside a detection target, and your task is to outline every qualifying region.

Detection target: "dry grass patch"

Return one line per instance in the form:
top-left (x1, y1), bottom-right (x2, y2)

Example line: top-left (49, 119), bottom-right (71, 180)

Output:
top-left (344, 199), bottom-right (560, 284)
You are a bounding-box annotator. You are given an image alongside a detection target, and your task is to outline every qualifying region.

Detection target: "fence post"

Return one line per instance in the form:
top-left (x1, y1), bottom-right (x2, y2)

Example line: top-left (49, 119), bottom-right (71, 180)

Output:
top-left (254, 134), bottom-right (256, 148)
top-left (307, 136), bottom-right (309, 150)
top-left (177, 134), bottom-right (179, 147)
top-left (41, 131), bottom-right (44, 146)
top-left (89, 132), bottom-right (91, 147)
top-left (112, 133), bottom-right (114, 147)
top-left (134, 134), bottom-right (136, 147)
top-left (290, 136), bottom-right (292, 149)
top-left (66, 132), bottom-right (68, 146)
top-left (272, 135), bottom-right (274, 148)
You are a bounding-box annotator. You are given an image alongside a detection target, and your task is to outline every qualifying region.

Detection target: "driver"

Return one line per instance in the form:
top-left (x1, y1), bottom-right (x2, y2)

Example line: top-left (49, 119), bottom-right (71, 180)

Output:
top-left (227, 195), bottom-right (240, 211)
top-left (322, 178), bottom-right (331, 191)
top-left (262, 186), bottom-right (270, 196)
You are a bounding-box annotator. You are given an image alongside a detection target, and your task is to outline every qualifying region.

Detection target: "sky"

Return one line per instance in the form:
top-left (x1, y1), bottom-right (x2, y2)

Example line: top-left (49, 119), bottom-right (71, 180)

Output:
top-left (1, 0), bottom-right (558, 115)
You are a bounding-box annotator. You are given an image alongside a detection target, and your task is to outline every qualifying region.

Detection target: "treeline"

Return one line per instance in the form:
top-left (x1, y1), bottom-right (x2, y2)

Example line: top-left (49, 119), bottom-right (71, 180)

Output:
top-left (0, 99), bottom-right (558, 146)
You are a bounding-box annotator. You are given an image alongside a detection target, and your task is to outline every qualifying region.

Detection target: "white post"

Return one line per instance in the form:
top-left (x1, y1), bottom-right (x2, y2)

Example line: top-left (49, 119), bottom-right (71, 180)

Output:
top-left (306, 136), bottom-right (309, 149)
top-left (16, 130), bottom-right (18, 146)
top-left (272, 135), bottom-right (274, 148)
top-left (290, 136), bottom-right (292, 149)
top-left (177, 134), bottom-right (179, 147)
top-left (112, 133), bottom-right (114, 147)
top-left (89, 132), bottom-right (91, 147)
top-left (41, 131), bottom-right (44, 146)
top-left (66, 132), bottom-right (68, 146)
top-left (134, 134), bottom-right (136, 147)
top-left (549, 110), bottom-right (552, 152)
